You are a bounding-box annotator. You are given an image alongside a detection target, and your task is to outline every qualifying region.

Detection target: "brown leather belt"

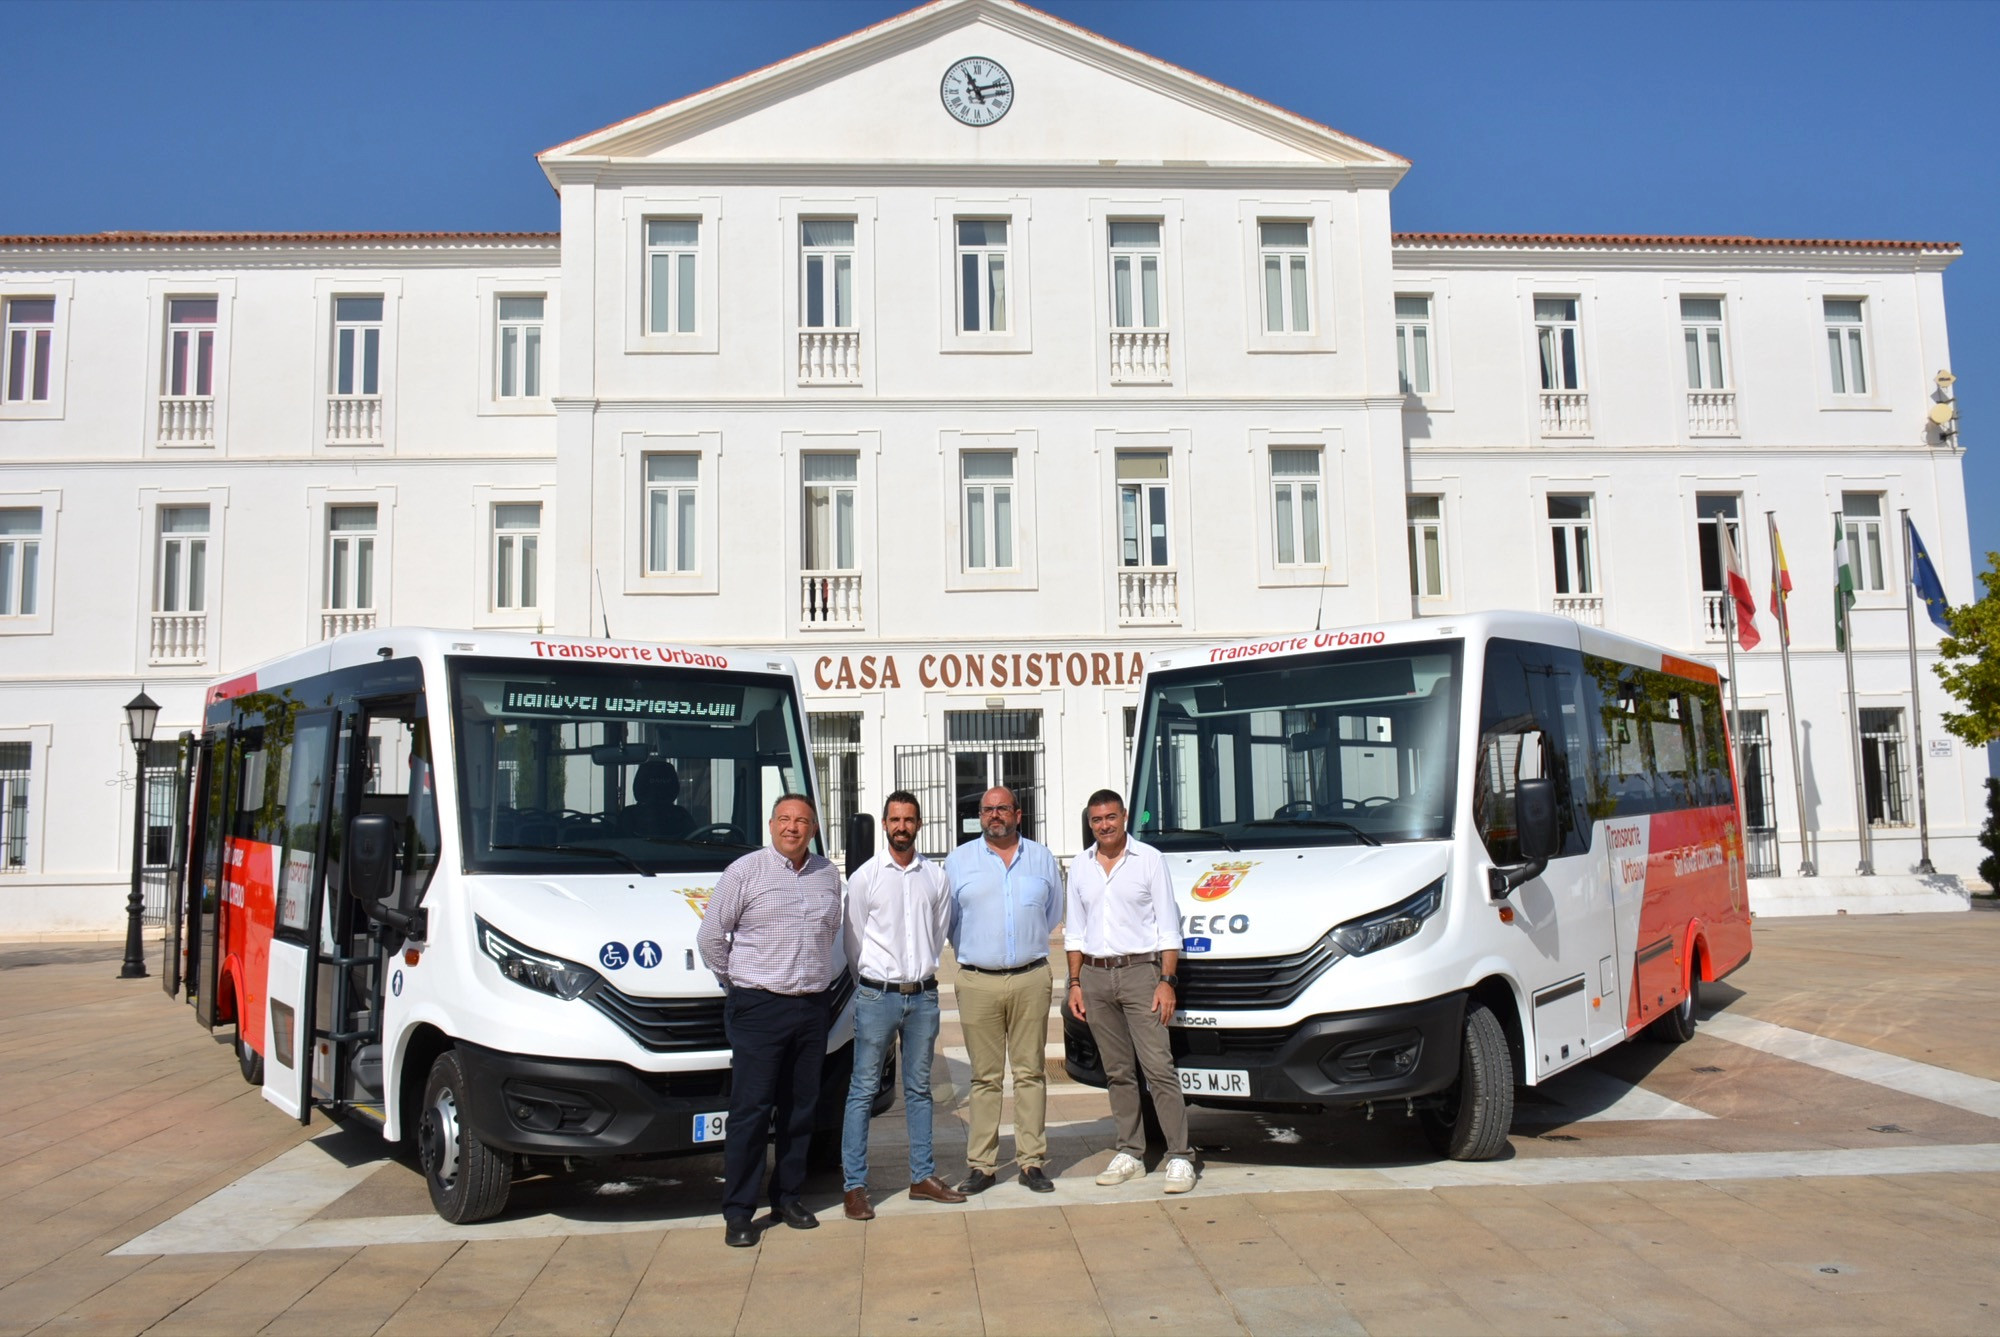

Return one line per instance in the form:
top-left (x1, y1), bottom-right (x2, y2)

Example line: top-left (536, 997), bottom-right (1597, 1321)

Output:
top-left (958, 958), bottom-right (1048, 976)
top-left (1083, 953), bottom-right (1159, 969)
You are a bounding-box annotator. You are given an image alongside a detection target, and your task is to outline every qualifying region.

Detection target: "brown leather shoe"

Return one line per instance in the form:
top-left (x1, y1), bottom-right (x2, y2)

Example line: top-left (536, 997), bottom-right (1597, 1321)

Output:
top-left (909, 1174), bottom-right (968, 1204)
top-left (843, 1187), bottom-right (875, 1221)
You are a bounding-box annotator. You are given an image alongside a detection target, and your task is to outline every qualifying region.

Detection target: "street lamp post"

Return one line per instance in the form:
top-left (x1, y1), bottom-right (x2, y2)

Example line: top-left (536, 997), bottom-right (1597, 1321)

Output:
top-left (119, 688), bottom-right (160, 980)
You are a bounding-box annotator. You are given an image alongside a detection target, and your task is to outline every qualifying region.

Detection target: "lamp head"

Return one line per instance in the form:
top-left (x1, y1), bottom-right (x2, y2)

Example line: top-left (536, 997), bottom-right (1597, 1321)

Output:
top-left (125, 689), bottom-right (161, 747)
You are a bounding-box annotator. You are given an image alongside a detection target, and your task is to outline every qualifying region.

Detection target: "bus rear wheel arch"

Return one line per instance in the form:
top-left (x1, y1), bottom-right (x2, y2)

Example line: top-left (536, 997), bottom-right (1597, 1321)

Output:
top-left (1647, 944), bottom-right (1705, 1045)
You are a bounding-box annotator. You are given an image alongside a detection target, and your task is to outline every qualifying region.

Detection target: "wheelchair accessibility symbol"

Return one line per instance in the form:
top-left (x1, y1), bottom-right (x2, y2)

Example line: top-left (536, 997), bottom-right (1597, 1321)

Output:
top-left (599, 942), bottom-right (629, 970)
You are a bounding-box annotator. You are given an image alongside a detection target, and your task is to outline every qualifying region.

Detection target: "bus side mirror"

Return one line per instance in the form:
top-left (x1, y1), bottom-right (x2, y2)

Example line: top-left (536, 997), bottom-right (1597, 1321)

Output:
top-left (845, 813), bottom-right (874, 877)
top-left (348, 813), bottom-right (397, 905)
top-left (1515, 777), bottom-right (1558, 862)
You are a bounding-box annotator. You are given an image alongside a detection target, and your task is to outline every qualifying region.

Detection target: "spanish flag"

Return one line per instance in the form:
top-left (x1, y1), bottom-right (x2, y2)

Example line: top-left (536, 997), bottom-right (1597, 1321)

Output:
top-left (1769, 522), bottom-right (1794, 646)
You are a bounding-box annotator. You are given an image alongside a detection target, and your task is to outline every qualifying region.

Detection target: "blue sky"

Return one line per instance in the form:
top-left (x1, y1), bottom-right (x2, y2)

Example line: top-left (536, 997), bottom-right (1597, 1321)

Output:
top-left (10, 0), bottom-right (1998, 581)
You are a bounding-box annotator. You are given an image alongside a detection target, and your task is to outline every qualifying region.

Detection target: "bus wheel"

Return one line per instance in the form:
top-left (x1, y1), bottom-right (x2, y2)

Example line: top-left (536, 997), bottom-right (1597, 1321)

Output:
top-left (418, 1051), bottom-right (512, 1224)
top-left (236, 1030), bottom-right (263, 1086)
top-left (1647, 971), bottom-right (1700, 1045)
top-left (1420, 1002), bottom-right (1514, 1161)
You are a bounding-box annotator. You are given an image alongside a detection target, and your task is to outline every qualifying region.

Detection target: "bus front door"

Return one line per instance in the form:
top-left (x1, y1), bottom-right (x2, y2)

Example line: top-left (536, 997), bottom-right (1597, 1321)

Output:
top-left (260, 709), bottom-right (340, 1123)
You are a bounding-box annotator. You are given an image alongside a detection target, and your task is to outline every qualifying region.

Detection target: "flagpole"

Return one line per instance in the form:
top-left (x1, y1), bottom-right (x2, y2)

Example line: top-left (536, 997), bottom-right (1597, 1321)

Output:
top-left (1837, 513), bottom-right (1873, 876)
top-left (1768, 512), bottom-right (1814, 876)
top-left (1899, 509), bottom-right (1936, 874)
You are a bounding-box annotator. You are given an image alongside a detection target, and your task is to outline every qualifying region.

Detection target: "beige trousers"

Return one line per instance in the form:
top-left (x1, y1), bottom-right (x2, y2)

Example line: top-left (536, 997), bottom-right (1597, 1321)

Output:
top-left (956, 962), bottom-right (1053, 1171)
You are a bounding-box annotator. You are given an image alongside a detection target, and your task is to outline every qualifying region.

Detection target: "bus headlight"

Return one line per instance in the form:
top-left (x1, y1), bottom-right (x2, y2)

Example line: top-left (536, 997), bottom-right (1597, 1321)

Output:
top-left (476, 918), bottom-right (599, 1001)
top-left (1330, 878), bottom-right (1444, 957)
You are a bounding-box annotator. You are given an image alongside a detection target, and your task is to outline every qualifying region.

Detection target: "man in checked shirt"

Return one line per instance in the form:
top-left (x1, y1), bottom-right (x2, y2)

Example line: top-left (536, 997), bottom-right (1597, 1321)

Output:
top-left (697, 792), bottom-right (845, 1247)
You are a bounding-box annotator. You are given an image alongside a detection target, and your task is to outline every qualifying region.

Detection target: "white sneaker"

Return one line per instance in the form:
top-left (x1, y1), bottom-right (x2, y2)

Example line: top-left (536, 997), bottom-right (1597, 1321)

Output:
top-left (1095, 1152), bottom-right (1145, 1186)
top-left (1162, 1157), bottom-right (1197, 1194)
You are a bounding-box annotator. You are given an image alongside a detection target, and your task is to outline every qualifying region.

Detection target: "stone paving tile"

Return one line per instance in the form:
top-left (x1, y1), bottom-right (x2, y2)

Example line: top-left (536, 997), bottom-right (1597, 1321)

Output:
top-left (145, 1246), bottom-right (354, 1336)
top-left (857, 1213), bottom-right (981, 1334)
top-left (1222, 1282), bottom-right (1368, 1336)
top-left (1344, 1190), bottom-right (1544, 1280)
top-left (1541, 1263), bottom-right (1754, 1335)
top-left (375, 1237), bottom-right (562, 1337)
top-left (612, 1228), bottom-right (757, 1337)
top-left (0, 1250), bottom-right (151, 1337)
top-left (33, 1252), bottom-right (250, 1336)
top-left (1334, 1277), bottom-right (1501, 1336)
top-left (261, 1241), bottom-right (461, 1335)
top-left (1440, 1271), bottom-right (1635, 1336)
top-left (493, 1229), bottom-right (663, 1336)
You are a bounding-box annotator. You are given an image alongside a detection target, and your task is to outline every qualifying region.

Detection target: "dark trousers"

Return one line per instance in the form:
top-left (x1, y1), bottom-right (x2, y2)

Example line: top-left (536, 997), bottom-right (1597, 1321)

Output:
top-left (721, 985), bottom-right (831, 1223)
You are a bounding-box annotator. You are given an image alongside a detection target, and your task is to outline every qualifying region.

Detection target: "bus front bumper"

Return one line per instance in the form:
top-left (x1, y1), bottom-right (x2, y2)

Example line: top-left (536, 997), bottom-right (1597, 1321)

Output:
top-left (1061, 991), bottom-right (1467, 1108)
top-left (452, 1040), bottom-right (852, 1158)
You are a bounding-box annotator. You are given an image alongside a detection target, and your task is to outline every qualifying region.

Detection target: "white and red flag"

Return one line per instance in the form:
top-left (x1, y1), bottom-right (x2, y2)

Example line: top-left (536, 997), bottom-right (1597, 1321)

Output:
top-left (1720, 523), bottom-right (1761, 650)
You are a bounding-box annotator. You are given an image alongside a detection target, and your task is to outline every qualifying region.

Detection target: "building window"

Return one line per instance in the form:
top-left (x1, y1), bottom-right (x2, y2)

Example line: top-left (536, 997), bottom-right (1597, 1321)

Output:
top-left (1695, 494), bottom-right (1742, 594)
top-left (1535, 298), bottom-right (1582, 390)
top-left (1841, 491), bottom-right (1887, 591)
top-left (1117, 452), bottom-right (1171, 568)
top-left (1859, 707), bottom-right (1909, 826)
top-left (157, 505), bottom-right (209, 613)
top-left (1258, 221), bottom-right (1311, 333)
top-left (645, 219), bottom-right (700, 335)
top-left (801, 219), bottom-right (855, 329)
top-left (810, 712), bottom-right (862, 866)
top-left (1270, 449), bottom-right (1322, 566)
top-left (0, 741), bottom-right (29, 870)
top-left (961, 452), bottom-right (1015, 571)
top-left (3, 298), bottom-right (54, 404)
top-left (1395, 295), bottom-right (1433, 394)
top-left (496, 296), bottom-right (544, 399)
top-left (1735, 709), bottom-right (1779, 877)
top-left (492, 503), bottom-right (541, 611)
top-left (802, 454), bottom-right (858, 572)
top-left (645, 454), bottom-right (699, 574)
top-left (332, 296), bottom-right (383, 396)
top-left (1681, 297), bottom-right (1727, 390)
top-left (1547, 494), bottom-right (1595, 595)
top-left (0, 509), bottom-right (39, 618)
top-left (326, 505), bottom-right (377, 611)
top-left (1824, 298), bottom-right (1868, 395)
top-left (1407, 495), bottom-right (1444, 599)
top-left (1109, 221), bottom-right (1163, 330)
top-left (956, 219), bottom-right (1009, 334)
top-left (164, 298), bottom-right (217, 398)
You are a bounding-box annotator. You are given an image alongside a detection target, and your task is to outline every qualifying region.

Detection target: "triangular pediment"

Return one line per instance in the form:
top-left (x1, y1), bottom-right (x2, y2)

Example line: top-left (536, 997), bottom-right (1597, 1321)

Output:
top-left (540, 0), bottom-right (1405, 172)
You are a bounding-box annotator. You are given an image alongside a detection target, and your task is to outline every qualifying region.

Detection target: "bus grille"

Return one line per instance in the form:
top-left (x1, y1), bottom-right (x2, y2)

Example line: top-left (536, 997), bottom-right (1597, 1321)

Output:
top-left (586, 971), bottom-right (856, 1054)
top-left (1178, 937), bottom-right (1339, 1010)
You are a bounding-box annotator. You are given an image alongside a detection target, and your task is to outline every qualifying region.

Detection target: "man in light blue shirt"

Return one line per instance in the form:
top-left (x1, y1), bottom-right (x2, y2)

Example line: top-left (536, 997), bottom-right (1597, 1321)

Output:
top-left (944, 786), bottom-right (1064, 1194)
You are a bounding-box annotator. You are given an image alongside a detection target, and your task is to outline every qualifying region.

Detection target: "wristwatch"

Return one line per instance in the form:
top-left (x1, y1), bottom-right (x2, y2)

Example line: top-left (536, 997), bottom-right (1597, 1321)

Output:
top-left (1067, 977), bottom-right (1082, 989)
top-left (1160, 974), bottom-right (1179, 988)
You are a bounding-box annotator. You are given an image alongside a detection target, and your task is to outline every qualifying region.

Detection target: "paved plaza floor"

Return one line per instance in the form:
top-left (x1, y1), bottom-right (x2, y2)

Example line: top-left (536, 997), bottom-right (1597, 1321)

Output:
top-left (3, 909), bottom-right (1999, 1335)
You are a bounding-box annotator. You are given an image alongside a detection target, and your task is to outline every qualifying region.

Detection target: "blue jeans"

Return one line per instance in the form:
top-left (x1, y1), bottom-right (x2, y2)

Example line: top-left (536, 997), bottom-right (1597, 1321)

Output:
top-left (841, 984), bottom-right (941, 1191)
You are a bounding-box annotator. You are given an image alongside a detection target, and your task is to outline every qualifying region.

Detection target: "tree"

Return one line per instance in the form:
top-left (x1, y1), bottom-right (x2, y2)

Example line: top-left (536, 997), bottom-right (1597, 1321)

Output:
top-left (1980, 780), bottom-right (2000, 889)
top-left (1933, 551), bottom-right (2000, 748)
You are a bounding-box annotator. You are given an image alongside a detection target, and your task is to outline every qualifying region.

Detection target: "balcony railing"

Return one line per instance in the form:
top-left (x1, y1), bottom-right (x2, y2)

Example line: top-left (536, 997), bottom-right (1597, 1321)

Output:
top-left (1109, 330), bottom-right (1171, 384)
top-left (1700, 592), bottom-right (1731, 643)
top-left (1687, 390), bottom-right (1738, 436)
top-left (326, 395), bottom-right (383, 445)
top-left (1551, 594), bottom-right (1603, 626)
top-left (798, 330), bottom-right (861, 385)
top-left (321, 609), bottom-right (378, 640)
top-left (801, 572), bottom-right (863, 629)
top-left (150, 612), bottom-right (207, 665)
top-left (157, 396), bottom-right (214, 447)
top-left (1118, 568), bottom-right (1180, 625)
top-left (1538, 391), bottom-right (1591, 437)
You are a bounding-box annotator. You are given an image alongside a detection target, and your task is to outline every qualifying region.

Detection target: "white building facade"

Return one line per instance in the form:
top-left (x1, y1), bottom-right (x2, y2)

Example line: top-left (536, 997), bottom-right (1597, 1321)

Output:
top-left (0, 0), bottom-right (1980, 932)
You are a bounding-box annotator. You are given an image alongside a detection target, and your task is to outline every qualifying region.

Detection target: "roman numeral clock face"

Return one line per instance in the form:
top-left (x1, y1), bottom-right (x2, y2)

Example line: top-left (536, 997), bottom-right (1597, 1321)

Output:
top-left (941, 57), bottom-right (1013, 126)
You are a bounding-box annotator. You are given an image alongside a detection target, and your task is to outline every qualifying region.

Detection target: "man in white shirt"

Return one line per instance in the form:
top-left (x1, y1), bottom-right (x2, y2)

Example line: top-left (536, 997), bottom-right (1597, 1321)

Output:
top-left (839, 791), bottom-right (968, 1221)
top-left (1063, 788), bottom-right (1196, 1194)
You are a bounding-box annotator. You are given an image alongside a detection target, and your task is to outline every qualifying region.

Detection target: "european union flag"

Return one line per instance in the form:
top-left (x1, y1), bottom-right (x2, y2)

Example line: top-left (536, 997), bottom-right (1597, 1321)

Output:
top-left (1907, 517), bottom-right (1952, 633)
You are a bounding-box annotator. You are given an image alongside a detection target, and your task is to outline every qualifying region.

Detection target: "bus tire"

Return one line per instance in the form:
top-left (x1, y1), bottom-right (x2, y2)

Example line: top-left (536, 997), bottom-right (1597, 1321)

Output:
top-left (1420, 1002), bottom-right (1514, 1161)
top-left (236, 1029), bottom-right (263, 1086)
top-left (1647, 970), bottom-right (1699, 1045)
top-left (418, 1051), bottom-right (512, 1224)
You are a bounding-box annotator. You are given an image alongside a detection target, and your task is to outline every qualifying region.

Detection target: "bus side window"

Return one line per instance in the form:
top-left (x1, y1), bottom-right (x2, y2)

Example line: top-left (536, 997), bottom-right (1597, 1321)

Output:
top-left (1476, 638), bottom-right (1588, 863)
top-left (1585, 657), bottom-right (1653, 818)
top-left (361, 715), bottom-right (440, 908)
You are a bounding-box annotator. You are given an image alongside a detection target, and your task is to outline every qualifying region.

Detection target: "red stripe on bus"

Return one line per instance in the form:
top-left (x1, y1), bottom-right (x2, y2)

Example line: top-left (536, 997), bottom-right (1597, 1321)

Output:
top-left (207, 672), bottom-right (258, 705)
top-left (1659, 653), bottom-right (1719, 685)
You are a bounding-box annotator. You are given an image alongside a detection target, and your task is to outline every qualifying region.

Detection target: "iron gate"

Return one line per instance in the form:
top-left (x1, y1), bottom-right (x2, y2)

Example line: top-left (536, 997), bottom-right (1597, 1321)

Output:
top-left (893, 709), bottom-right (1045, 858)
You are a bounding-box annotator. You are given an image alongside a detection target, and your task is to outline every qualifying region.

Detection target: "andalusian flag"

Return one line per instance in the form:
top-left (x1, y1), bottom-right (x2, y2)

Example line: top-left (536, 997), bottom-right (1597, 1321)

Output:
top-left (1769, 522), bottom-right (1794, 646)
top-left (1833, 513), bottom-right (1857, 651)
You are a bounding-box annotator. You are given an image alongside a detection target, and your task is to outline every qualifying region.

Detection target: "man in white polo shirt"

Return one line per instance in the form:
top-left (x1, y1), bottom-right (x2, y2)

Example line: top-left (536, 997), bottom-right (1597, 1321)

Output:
top-left (1063, 787), bottom-right (1196, 1194)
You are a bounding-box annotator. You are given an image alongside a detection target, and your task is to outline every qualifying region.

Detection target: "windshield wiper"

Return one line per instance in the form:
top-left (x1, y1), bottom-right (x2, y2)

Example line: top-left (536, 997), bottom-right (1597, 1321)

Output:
top-left (1244, 818), bottom-right (1380, 846)
top-left (489, 842), bottom-right (654, 877)
top-left (1149, 826), bottom-right (1238, 852)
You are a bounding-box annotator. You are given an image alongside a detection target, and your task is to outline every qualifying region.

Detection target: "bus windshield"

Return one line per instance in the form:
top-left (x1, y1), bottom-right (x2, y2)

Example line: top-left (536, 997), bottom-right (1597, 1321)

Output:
top-left (448, 657), bottom-right (814, 876)
top-left (1131, 641), bottom-right (1463, 851)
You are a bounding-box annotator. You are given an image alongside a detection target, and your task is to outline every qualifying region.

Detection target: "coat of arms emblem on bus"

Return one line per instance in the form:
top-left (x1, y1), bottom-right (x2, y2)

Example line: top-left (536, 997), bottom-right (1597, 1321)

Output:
top-left (1191, 861), bottom-right (1258, 902)
top-left (677, 887), bottom-right (715, 919)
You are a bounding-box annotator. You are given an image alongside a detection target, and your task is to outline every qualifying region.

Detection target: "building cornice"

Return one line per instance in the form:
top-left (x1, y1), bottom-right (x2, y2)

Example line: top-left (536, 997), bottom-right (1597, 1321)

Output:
top-left (553, 395), bottom-right (1413, 414)
top-left (538, 159), bottom-right (1403, 191)
top-left (1394, 233), bottom-right (1958, 274)
top-left (0, 232), bottom-right (559, 271)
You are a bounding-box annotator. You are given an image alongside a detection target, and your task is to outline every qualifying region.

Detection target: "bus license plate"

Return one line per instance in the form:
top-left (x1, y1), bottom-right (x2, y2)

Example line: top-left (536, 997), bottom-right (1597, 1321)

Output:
top-left (1179, 1067), bottom-right (1249, 1098)
top-left (692, 1112), bottom-right (728, 1143)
